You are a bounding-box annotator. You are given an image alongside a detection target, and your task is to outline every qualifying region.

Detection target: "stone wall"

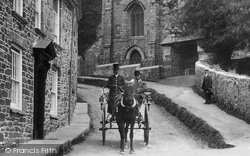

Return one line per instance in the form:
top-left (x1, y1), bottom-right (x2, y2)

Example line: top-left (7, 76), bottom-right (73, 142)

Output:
top-left (195, 61), bottom-right (250, 122)
top-left (0, 0), bottom-right (36, 146)
top-left (43, 1), bottom-right (79, 134)
top-left (79, 37), bottom-right (102, 75)
top-left (139, 66), bottom-right (160, 82)
top-left (160, 66), bottom-right (183, 78)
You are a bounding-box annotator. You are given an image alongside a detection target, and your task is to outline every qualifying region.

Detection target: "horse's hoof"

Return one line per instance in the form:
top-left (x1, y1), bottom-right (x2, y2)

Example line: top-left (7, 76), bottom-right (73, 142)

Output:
top-left (130, 149), bottom-right (135, 154)
top-left (120, 150), bottom-right (125, 155)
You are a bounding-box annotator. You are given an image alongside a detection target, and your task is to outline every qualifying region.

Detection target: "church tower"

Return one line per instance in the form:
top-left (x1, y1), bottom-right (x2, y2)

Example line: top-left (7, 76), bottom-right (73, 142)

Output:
top-left (82, 0), bottom-right (200, 78)
top-left (100, 0), bottom-right (167, 64)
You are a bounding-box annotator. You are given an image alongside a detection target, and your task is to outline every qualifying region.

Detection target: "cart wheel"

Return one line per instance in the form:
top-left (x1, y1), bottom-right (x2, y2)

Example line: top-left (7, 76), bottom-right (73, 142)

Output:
top-left (144, 105), bottom-right (150, 145)
top-left (102, 105), bottom-right (106, 146)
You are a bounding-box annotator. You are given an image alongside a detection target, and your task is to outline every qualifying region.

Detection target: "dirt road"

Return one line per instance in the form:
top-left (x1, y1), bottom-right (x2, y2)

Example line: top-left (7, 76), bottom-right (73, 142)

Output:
top-left (65, 84), bottom-right (203, 156)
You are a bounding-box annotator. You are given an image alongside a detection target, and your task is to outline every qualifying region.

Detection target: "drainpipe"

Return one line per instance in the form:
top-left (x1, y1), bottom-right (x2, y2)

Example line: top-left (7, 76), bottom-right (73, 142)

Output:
top-left (101, 0), bottom-right (105, 56)
top-left (110, 0), bottom-right (114, 63)
top-left (68, 8), bottom-right (75, 125)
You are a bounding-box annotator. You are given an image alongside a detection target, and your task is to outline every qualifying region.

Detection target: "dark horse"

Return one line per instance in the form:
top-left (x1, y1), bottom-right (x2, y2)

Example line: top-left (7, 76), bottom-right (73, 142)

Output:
top-left (114, 85), bottom-right (139, 154)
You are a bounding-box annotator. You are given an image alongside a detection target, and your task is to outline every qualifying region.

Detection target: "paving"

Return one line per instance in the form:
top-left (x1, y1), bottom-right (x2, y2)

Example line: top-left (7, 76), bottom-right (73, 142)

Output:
top-left (0, 102), bottom-right (90, 156)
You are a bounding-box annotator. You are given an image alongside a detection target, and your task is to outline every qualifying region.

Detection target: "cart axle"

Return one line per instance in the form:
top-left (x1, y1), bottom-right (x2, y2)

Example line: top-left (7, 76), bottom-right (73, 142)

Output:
top-left (99, 127), bottom-right (151, 130)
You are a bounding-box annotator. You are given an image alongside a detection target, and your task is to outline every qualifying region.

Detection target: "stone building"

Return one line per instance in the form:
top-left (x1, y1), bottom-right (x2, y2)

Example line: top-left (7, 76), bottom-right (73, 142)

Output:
top-left (0, 0), bottom-right (81, 146)
top-left (82, 0), bottom-right (201, 78)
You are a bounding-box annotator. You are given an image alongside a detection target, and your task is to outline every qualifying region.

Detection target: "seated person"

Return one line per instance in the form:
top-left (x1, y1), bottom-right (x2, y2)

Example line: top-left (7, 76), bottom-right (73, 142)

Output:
top-left (129, 70), bottom-right (149, 106)
top-left (106, 63), bottom-right (125, 114)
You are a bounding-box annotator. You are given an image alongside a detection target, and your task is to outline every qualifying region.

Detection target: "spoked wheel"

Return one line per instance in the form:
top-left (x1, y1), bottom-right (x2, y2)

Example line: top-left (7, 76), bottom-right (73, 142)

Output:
top-left (102, 105), bottom-right (106, 146)
top-left (144, 105), bottom-right (150, 145)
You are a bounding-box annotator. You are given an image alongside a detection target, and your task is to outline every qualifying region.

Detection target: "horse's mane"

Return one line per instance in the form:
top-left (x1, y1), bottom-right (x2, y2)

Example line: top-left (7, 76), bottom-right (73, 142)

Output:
top-left (122, 85), bottom-right (135, 107)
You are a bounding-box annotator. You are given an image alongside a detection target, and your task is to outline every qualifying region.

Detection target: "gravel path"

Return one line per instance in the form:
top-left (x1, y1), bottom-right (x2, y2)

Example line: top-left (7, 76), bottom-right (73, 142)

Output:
top-left (71, 77), bottom-right (250, 156)
top-left (65, 84), bottom-right (204, 156)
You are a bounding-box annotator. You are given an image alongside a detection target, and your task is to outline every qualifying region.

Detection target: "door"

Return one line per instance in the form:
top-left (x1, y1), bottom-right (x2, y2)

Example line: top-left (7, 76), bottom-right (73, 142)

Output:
top-left (130, 50), bottom-right (141, 64)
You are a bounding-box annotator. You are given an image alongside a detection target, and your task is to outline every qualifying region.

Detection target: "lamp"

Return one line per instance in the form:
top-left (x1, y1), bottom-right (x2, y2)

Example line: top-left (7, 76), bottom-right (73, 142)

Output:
top-left (49, 60), bottom-right (54, 70)
top-left (170, 26), bottom-right (181, 47)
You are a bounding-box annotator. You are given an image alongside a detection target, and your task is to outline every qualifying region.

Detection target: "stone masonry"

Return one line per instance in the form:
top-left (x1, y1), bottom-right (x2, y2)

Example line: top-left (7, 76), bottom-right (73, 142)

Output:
top-left (83, 0), bottom-right (179, 63)
top-left (195, 61), bottom-right (250, 121)
top-left (81, 0), bottom-right (198, 79)
top-left (100, 0), bottom-right (173, 61)
top-left (0, 0), bottom-right (80, 146)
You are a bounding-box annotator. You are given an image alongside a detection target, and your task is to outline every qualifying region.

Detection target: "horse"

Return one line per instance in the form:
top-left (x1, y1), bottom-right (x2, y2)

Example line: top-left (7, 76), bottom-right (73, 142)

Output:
top-left (114, 85), bottom-right (139, 154)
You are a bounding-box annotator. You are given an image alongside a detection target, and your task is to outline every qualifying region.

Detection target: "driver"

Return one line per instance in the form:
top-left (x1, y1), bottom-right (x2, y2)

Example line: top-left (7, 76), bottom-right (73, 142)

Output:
top-left (106, 63), bottom-right (125, 114)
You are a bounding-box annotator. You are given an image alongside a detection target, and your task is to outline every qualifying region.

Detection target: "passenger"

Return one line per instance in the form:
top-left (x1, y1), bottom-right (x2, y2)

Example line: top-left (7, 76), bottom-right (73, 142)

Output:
top-left (130, 70), bottom-right (148, 106)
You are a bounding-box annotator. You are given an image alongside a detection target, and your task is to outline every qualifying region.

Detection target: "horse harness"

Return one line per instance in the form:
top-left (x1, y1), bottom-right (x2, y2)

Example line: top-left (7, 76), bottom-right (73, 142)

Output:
top-left (115, 97), bottom-right (140, 112)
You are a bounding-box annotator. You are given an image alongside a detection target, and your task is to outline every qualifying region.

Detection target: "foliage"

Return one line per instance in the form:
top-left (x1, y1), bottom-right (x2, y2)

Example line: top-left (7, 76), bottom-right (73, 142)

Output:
top-left (154, 0), bottom-right (179, 9)
top-left (179, 0), bottom-right (250, 70)
top-left (78, 0), bottom-right (102, 58)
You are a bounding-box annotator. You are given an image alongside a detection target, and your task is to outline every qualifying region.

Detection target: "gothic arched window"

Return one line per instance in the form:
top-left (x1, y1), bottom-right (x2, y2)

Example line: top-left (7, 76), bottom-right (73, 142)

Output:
top-left (131, 5), bottom-right (144, 36)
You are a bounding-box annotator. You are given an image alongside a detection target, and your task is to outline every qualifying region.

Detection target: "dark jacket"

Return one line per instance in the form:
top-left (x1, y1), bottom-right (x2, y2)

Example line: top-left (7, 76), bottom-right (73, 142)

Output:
top-left (202, 74), bottom-right (212, 91)
top-left (107, 74), bottom-right (125, 96)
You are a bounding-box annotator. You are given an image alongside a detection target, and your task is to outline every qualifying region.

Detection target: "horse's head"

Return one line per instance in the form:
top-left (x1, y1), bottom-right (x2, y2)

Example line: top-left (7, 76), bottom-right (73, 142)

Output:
top-left (121, 85), bottom-right (136, 108)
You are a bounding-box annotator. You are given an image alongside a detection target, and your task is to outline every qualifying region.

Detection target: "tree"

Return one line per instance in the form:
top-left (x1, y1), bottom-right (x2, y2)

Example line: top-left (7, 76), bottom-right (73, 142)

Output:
top-left (179, 0), bottom-right (250, 70)
top-left (154, 0), bottom-right (179, 9)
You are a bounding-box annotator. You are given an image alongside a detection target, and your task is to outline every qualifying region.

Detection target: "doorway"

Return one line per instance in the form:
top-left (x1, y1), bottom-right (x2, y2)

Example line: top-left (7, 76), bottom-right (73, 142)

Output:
top-left (130, 50), bottom-right (141, 64)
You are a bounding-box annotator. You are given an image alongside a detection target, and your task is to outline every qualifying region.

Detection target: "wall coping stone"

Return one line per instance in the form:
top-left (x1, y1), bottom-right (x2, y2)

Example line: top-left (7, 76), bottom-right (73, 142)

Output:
top-left (120, 63), bottom-right (140, 68)
top-left (140, 65), bottom-right (160, 70)
top-left (196, 61), bottom-right (250, 79)
top-left (97, 63), bottom-right (140, 69)
top-left (96, 63), bottom-right (114, 68)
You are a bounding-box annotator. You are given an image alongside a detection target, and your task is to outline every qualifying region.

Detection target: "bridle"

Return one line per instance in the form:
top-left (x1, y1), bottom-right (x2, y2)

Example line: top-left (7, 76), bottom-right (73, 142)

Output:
top-left (120, 97), bottom-right (137, 109)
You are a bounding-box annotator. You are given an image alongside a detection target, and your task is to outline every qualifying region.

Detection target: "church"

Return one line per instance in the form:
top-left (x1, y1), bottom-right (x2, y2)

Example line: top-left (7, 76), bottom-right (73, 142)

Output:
top-left (82, 0), bottom-right (201, 80)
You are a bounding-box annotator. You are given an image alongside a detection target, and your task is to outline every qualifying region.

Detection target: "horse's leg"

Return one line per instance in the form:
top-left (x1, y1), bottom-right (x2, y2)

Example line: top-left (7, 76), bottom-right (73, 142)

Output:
top-left (129, 120), bottom-right (136, 154)
top-left (118, 121), bottom-right (125, 153)
top-left (125, 123), bottom-right (129, 142)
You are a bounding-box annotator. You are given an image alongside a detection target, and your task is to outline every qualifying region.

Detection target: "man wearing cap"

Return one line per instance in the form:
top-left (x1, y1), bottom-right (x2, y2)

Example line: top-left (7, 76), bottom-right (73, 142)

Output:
top-left (131, 70), bottom-right (148, 105)
top-left (106, 63), bottom-right (126, 114)
top-left (202, 69), bottom-right (213, 104)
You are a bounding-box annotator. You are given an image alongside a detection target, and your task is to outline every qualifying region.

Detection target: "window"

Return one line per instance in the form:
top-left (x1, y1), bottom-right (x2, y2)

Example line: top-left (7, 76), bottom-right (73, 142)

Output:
top-left (50, 69), bottom-right (58, 116)
top-left (35, 0), bottom-right (41, 29)
top-left (13, 0), bottom-right (23, 16)
top-left (131, 5), bottom-right (144, 36)
top-left (10, 47), bottom-right (22, 110)
top-left (53, 0), bottom-right (60, 43)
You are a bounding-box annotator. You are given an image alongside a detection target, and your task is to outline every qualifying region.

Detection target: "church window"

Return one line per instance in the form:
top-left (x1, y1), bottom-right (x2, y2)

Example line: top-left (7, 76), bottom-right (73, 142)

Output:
top-left (131, 5), bottom-right (144, 36)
